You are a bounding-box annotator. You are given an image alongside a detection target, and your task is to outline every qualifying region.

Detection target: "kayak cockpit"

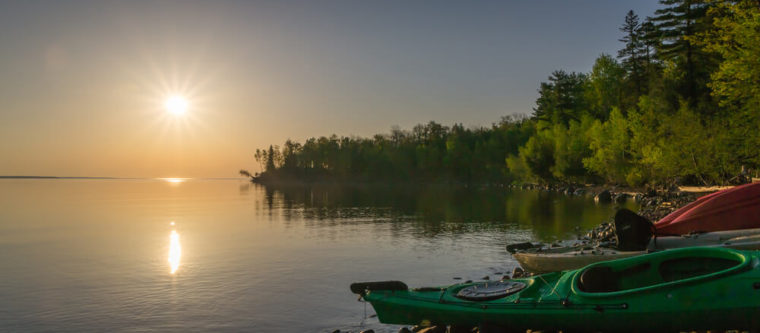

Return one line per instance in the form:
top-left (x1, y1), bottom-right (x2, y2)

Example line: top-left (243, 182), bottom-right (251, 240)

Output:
top-left (574, 247), bottom-right (749, 295)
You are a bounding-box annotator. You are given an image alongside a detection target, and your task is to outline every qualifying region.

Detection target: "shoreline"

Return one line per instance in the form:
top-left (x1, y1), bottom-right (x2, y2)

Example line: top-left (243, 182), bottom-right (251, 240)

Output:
top-left (249, 177), bottom-right (755, 223)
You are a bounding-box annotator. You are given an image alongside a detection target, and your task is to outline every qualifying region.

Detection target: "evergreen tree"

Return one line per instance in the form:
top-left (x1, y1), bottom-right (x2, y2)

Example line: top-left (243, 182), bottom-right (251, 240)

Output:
top-left (618, 10), bottom-right (646, 96)
top-left (533, 70), bottom-right (589, 125)
top-left (651, 0), bottom-right (712, 107)
top-left (639, 18), bottom-right (659, 68)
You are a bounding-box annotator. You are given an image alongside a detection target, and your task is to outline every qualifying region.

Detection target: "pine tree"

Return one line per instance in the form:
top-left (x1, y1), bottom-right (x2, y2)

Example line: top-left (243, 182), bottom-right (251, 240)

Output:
top-left (618, 10), bottom-right (646, 96)
top-left (533, 70), bottom-right (589, 125)
top-left (638, 19), bottom-right (659, 68)
top-left (651, 0), bottom-right (711, 106)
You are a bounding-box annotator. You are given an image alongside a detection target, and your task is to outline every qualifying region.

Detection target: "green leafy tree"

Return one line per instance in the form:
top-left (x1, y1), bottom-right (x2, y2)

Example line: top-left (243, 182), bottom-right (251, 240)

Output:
top-left (697, 1), bottom-right (760, 110)
top-left (550, 118), bottom-right (593, 182)
top-left (694, 0), bottom-right (760, 171)
top-left (518, 132), bottom-right (555, 182)
top-left (586, 54), bottom-right (626, 118)
top-left (583, 108), bottom-right (632, 184)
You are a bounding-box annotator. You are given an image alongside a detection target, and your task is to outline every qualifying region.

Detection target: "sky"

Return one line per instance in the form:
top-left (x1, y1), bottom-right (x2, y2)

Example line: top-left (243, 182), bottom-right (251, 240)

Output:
top-left (0, 0), bottom-right (661, 178)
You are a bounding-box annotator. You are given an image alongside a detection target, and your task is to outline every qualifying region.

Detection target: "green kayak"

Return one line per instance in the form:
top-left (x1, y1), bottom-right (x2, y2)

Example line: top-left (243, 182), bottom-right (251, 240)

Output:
top-left (351, 247), bottom-right (760, 331)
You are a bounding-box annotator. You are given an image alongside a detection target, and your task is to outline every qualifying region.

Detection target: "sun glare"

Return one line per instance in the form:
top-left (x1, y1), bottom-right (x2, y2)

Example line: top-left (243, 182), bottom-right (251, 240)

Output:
top-left (164, 95), bottom-right (188, 115)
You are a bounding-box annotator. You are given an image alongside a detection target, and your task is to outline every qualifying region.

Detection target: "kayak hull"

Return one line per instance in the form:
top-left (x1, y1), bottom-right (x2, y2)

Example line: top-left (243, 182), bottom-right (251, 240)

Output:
top-left (513, 249), bottom-right (642, 274)
top-left (369, 297), bottom-right (760, 332)
top-left (514, 228), bottom-right (760, 273)
top-left (655, 182), bottom-right (760, 235)
top-left (356, 248), bottom-right (760, 331)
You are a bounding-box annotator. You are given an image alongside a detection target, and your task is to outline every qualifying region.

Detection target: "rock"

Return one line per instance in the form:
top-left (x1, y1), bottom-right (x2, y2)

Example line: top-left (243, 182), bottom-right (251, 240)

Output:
top-left (464, 280), bottom-right (472, 283)
top-left (332, 330), bottom-right (341, 333)
top-left (573, 188), bottom-right (585, 196)
top-left (481, 276), bottom-right (490, 280)
top-left (453, 277), bottom-right (462, 280)
top-left (398, 327), bottom-right (413, 333)
top-left (633, 193), bottom-right (643, 202)
top-left (448, 326), bottom-right (476, 333)
top-left (511, 267), bottom-right (525, 278)
top-left (595, 190), bottom-right (612, 203)
top-left (614, 193), bottom-right (628, 203)
top-left (417, 326), bottom-right (445, 333)
top-left (360, 330), bottom-right (374, 333)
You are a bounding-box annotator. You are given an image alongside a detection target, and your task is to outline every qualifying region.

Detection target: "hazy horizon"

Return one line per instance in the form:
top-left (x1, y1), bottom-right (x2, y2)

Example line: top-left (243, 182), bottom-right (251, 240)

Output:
top-left (0, 0), bottom-right (659, 178)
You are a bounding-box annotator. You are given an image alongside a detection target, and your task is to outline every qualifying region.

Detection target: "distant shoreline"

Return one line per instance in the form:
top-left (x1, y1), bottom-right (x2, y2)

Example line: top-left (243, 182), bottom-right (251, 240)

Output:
top-left (0, 176), bottom-right (247, 181)
top-left (0, 176), bottom-right (117, 179)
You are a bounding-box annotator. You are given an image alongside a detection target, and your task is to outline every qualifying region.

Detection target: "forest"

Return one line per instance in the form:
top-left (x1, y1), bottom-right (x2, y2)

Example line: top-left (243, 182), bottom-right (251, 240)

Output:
top-left (242, 0), bottom-right (760, 187)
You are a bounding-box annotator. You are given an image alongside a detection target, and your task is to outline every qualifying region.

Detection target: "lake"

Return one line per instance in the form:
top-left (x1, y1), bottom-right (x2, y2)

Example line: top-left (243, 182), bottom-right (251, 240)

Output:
top-left (0, 179), bottom-right (636, 332)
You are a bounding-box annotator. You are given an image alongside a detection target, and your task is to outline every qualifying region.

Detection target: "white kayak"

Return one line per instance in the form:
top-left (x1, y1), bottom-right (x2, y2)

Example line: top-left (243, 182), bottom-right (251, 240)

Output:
top-left (512, 228), bottom-right (760, 273)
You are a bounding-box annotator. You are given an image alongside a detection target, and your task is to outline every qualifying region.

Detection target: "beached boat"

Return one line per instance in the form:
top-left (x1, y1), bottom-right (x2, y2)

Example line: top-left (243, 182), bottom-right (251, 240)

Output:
top-left (655, 182), bottom-right (760, 235)
top-left (351, 247), bottom-right (760, 331)
top-left (512, 228), bottom-right (760, 273)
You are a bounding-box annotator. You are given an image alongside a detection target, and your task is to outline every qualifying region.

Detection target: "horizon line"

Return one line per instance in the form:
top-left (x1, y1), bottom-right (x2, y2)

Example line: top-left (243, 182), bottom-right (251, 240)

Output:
top-left (0, 176), bottom-right (247, 180)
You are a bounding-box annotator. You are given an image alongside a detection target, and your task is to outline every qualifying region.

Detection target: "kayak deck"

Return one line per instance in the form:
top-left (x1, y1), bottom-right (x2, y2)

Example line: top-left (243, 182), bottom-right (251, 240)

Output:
top-left (355, 248), bottom-right (760, 331)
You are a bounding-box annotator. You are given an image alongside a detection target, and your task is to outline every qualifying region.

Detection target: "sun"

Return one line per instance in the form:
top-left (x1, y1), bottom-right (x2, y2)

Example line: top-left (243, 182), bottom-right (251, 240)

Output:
top-left (164, 95), bottom-right (188, 115)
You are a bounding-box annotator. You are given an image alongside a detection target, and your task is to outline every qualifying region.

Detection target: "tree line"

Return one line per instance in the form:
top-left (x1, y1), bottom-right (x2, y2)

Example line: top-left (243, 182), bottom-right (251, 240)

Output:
top-left (243, 0), bottom-right (760, 187)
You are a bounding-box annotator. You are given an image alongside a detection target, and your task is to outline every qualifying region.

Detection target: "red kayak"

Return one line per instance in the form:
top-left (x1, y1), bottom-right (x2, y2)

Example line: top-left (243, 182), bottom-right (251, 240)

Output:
top-left (654, 182), bottom-right (760, 235)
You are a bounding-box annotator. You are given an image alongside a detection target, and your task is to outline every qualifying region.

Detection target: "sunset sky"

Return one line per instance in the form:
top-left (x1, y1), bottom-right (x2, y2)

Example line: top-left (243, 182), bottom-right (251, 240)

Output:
top-left (0, 1), bottom-right (659, 178)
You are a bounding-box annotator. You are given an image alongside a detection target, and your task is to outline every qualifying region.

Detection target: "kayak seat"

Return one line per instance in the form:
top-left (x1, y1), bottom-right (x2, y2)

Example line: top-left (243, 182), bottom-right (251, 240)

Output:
top-left (579, 266), bottom-right (619, 292)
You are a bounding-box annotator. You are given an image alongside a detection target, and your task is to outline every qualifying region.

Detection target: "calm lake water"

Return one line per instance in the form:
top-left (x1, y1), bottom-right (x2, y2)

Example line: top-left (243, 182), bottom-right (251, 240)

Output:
top-left (0, 179), bottom-right (636, 332)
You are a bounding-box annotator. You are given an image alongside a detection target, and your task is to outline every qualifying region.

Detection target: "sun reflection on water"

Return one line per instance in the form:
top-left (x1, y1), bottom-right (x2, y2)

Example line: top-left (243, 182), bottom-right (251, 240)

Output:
top-left (169, 229), bottom-right (181, 274)
top-left (162, 178), bottom-right (187, 184)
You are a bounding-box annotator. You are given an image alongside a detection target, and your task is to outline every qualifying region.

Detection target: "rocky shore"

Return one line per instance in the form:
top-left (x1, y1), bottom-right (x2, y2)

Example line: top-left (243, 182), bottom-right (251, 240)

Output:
top-left (506, 182), bottom-right (706, 222)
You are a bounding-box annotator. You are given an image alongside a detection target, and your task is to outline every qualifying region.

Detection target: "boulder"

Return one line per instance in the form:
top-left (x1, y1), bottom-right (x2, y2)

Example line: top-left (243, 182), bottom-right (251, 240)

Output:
top-left (511, 267), bottom-right (525, 279)
top-left (595, 190), bottom-right (612, 203)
